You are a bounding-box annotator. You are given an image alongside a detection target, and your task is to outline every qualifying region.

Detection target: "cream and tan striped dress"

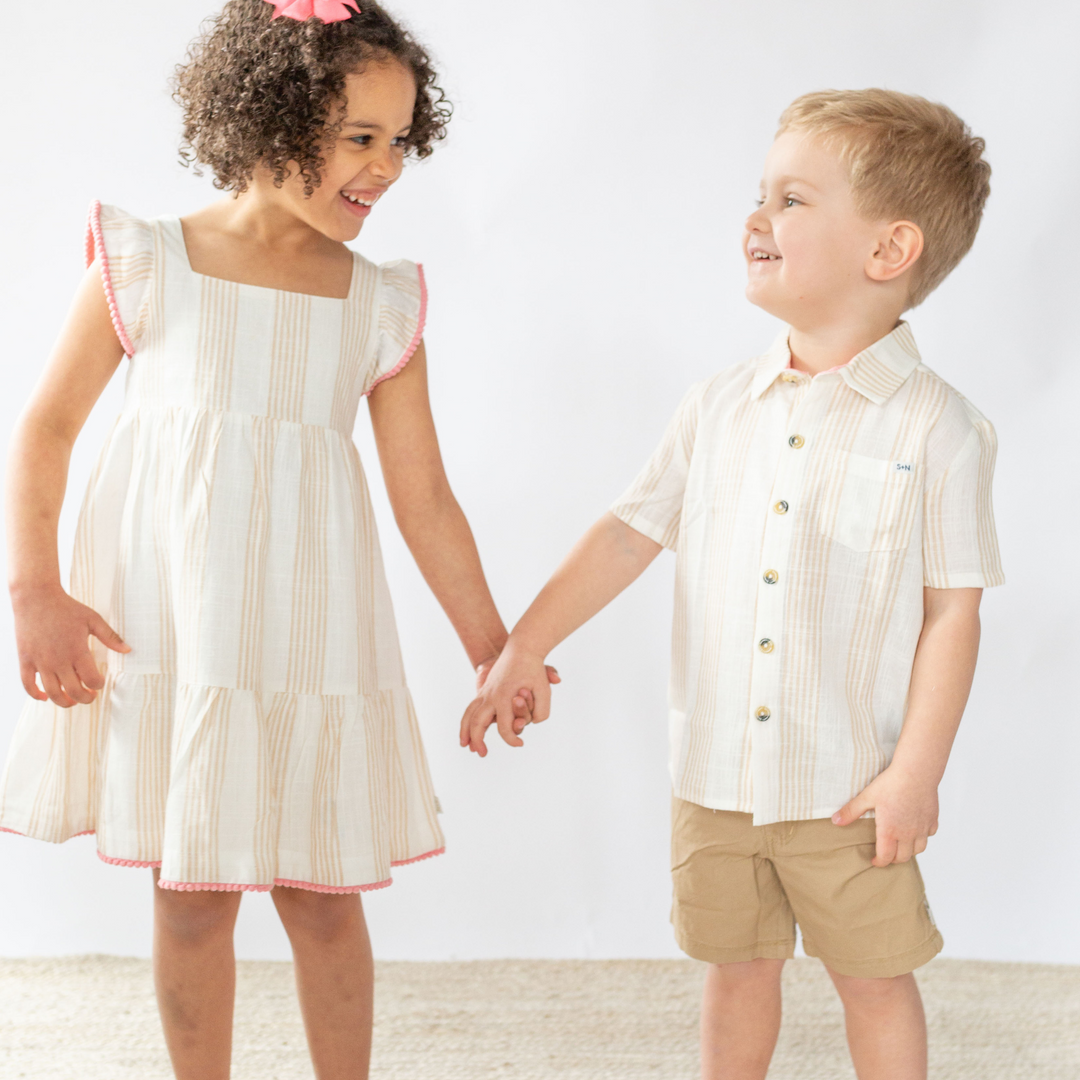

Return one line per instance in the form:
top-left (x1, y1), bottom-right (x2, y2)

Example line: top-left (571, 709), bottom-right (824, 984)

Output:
top-left (0, 202), bottom-right (445, 893)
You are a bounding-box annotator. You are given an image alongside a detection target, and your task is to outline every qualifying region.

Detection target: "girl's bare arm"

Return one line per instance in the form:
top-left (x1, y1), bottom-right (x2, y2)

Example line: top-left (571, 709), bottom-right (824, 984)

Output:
top-left (7, 263), bottom-right (131, 707)
top-left (367, 343), bottom-right (517, 678)
top-left (460, 512), bottom-right (662, 755)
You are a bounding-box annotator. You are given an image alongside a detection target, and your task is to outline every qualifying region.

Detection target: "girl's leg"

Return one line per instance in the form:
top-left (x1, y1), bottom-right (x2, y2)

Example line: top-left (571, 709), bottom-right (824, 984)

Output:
top-left (700, 959), bottom-right (785, 1080)
top-left (827, 969), bottom-right (927, 1080)
top-left (152, 869), bottom-right (242, 1080)
top-left (271, 886), bottom-right (375, 1080)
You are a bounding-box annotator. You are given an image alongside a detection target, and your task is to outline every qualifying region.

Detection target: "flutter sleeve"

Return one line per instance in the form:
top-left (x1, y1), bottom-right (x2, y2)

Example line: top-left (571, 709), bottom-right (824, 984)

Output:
top-left (85, 200), bottom-right (155, 356)
top-left (364, 259), bottom-right (427, 396)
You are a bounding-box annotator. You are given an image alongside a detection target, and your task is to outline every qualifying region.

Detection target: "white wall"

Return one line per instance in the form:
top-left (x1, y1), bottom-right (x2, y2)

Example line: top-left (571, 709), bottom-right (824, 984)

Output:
top-left (0, 0), bottom-right (1076, 963)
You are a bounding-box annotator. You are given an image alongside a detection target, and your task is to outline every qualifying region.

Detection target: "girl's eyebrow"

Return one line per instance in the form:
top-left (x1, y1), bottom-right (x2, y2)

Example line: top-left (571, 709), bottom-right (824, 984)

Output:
top-left (342, 119), bottom-right (413, 135)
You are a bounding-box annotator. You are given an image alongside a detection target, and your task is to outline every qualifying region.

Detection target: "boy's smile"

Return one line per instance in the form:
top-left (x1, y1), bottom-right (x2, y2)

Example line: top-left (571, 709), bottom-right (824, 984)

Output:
top-left (743, 129), bottom-right (884, 330)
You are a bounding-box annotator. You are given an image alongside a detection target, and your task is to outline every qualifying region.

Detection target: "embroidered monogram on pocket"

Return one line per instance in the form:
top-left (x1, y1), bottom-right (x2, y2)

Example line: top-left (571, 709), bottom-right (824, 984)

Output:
top-left (820, 452), bottom-right (922, 552)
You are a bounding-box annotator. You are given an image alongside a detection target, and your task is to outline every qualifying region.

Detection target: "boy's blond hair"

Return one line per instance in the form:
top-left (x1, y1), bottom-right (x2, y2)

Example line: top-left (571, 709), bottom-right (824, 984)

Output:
top-left (778, 89), bottom-right (990, 308)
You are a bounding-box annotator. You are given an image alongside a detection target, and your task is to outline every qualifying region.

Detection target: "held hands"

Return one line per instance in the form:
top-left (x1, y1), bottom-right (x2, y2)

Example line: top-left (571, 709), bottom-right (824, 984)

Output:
top-left (832, 765), bottom-right (939, 867)
top-left (463, 642), bottom-right (559, 757)
top-left (12, 584), bottom-right (130, 708)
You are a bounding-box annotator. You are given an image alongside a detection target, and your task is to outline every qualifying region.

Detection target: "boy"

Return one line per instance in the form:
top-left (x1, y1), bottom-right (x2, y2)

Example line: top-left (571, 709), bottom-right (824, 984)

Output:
top-left (462, 90), bottom-right (1002, 1080)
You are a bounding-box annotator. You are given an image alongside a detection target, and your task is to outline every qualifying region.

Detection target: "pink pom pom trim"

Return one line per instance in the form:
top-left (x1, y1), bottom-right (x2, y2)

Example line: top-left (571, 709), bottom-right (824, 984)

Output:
top-left (264, 0), bottom-right (359, 22)
top-left (364, 263), bottom-right (427, 397)
top-left (86, 199), bottom-right (135, 358)
top-left (155, 849), bottom-right (444, 895)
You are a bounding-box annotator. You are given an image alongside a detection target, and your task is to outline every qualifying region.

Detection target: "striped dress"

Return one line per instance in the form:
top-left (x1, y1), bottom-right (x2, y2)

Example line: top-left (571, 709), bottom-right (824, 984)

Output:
top-left (0, 202), bottom-right (445, 893)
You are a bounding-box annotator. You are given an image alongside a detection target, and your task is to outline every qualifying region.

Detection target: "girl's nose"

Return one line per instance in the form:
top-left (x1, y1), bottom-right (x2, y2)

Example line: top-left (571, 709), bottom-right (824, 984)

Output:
top-left (369, 145), bottom-right (401, 183)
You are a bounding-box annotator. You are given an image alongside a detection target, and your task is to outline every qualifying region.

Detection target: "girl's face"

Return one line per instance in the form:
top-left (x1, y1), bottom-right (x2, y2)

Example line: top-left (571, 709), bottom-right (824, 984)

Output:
top-left (268, 59), bottom-right (418, 242)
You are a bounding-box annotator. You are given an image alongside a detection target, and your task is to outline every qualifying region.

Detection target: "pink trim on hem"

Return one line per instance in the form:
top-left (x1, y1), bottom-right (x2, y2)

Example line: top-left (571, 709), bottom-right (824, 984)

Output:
top-left (391, 846), bottom-right (445, 868)
top-left (98, 851), bottom-right (162, 869)
top-left (154, 850), bottom-right (443, 895)
top-left (86, 199), bottom-right (136, 357)
top-left (364, 263), bottom-right (427, 397)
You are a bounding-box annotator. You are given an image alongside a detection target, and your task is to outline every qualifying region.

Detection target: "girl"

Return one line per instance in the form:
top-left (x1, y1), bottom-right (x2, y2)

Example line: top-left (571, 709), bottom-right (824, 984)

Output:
top-left (0, 2), bottom-right (545, 1077)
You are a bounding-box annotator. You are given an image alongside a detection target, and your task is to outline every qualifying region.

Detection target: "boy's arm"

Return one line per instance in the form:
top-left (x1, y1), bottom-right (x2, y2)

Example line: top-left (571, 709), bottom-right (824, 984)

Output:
top-left (832, 586), bottom-right (982, 866)
top-left (460, 512), bottom-right (662, 756)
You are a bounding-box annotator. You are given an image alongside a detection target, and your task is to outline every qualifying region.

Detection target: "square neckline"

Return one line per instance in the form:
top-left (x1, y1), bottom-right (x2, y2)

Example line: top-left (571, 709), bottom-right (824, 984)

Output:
top-left (167, 216), bottom-right (360, 302)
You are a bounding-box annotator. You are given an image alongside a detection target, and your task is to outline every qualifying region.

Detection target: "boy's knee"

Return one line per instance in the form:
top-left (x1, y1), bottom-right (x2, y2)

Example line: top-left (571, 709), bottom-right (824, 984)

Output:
top-left (711, 958), bottom-right (785, 987)
top-left (829, 969), bottom-right (917, 1006)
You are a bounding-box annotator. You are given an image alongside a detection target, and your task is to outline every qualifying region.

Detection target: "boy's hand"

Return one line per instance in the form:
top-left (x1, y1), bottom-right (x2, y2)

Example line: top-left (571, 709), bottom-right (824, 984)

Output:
top-left (831, 766), bottom-right (939, 867)
top-left (461, 642), bottom-right (555, 757)
top-left (11, 584), bottom-right (130, 708)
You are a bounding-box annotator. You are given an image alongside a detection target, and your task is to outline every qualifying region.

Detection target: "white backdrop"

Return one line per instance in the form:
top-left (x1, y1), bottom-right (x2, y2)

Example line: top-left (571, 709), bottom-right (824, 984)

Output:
top-left (0, 0), bottom-right (1077, 963)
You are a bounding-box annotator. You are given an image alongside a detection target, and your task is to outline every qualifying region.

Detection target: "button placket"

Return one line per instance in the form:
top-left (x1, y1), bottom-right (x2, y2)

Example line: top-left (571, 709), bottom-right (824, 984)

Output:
top-left (749, 380), bottom-right (826, 820)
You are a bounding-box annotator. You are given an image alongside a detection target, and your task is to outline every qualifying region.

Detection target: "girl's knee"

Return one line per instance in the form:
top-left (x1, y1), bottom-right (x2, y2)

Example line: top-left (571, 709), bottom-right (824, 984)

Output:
top-left (273, 887), bottom-right (364, 943)
top-left (154, 886), bottom-right (241, 943)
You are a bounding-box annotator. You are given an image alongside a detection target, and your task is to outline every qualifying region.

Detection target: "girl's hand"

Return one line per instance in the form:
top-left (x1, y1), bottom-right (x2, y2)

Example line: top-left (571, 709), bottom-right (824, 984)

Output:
top-left (12, 585), bottom-right (130, 707)
top-left (474, 657), bottom-right (562, 736)
top-left (461, 643), bottom-right (555, 757)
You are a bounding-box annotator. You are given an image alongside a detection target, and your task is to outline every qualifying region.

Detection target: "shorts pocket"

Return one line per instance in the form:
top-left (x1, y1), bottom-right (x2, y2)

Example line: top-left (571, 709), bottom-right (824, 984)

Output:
top-left (819, 452), bottom-right (922, 553)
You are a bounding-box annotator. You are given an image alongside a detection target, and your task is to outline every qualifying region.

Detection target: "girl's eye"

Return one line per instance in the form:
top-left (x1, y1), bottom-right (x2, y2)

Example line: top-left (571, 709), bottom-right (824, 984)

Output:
top-left (785, 196), bottom-right (801, 208)
top-left (350, 135), bottom-right (372, 147)
top-left (754, 197), bottom-right (765, 208)
top-left (392, 137), bottom-right (408, 148)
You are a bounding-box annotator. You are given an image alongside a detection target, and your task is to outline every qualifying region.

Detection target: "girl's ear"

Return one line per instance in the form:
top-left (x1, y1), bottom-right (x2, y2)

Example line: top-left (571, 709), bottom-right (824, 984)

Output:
top-left (867, 220), bottom-right (924, 283)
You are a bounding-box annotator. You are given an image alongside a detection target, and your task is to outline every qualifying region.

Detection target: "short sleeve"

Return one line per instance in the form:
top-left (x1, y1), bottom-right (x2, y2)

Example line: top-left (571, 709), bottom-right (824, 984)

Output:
top-left (922, 401), bottom-right (1004, 589)
top-left (609, 383), bottom-right (704, 551)
top-left (364, 259), bottom-right (427, 395)
top-left (85, 200), bottom-right (154, 356)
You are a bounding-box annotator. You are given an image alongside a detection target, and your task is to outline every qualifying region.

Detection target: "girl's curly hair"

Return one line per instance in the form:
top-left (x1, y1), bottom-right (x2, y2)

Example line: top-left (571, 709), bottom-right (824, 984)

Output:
top-left (174, 0), bottom-right (451, 194)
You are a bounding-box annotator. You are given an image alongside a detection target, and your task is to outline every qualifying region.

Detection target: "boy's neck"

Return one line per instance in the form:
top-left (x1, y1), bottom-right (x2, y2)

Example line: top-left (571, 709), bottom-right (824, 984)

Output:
top-left (787, 311), bottom-right (904, 376)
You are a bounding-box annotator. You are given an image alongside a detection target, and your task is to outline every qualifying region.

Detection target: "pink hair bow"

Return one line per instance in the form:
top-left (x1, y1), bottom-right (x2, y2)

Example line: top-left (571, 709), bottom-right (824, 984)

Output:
top-left (264, 0), bottom-right (360, 22)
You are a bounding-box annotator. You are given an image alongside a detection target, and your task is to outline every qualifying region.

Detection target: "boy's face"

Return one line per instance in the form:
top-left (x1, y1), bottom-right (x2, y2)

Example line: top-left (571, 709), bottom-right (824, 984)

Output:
top-left (743, 130), bottom-right (889, 328)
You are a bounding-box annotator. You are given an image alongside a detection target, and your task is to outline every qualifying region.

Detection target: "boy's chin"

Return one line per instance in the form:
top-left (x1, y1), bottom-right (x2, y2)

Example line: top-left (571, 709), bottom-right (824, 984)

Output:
top-left (744, 283), bottom-right (792, 322)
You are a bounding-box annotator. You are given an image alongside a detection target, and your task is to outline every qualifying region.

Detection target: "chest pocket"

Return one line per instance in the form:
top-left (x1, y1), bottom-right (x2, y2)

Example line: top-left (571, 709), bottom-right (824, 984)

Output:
top-left (819, 453), bottom-right (923, 553)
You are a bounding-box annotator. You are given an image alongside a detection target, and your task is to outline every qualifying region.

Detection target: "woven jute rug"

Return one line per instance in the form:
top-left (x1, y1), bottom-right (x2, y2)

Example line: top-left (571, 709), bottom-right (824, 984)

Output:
top-left (1, 956), bottom-right (1078, 1078)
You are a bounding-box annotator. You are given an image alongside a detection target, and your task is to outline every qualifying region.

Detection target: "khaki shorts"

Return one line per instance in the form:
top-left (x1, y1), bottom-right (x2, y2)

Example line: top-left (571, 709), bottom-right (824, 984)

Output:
top-left (671, 798), bottom-right (943, 979)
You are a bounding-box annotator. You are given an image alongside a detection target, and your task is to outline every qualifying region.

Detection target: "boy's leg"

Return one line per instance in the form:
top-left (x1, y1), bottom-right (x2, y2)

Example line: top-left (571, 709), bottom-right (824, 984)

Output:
top-left (701, 958), bottom-right (785, 1080)
top-left (271, 886), bottom-right (374, 1080)
top-left (670, 799), bottom-right (797, 1080)
top-left (827, 970), bottom-right (927, 1080)
top-left (152, 869), bottom-right (243, 1080)
top-left (769, 817), bottom-right (940, 1080)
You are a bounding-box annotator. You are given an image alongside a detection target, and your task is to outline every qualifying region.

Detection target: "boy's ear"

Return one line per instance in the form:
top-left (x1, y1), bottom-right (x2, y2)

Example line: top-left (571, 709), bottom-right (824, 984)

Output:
top-left (866, 220), bottom-right (924, 284)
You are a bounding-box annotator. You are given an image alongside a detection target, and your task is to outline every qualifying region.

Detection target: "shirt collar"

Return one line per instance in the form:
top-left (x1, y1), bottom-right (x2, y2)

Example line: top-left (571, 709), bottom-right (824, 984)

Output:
top-left (749, 321), bottom-right (923, 406)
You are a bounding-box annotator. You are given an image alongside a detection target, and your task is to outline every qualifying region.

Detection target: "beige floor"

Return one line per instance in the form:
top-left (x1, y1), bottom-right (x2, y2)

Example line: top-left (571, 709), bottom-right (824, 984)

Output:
top-left (1, 956), bottom-right (1078, 1078)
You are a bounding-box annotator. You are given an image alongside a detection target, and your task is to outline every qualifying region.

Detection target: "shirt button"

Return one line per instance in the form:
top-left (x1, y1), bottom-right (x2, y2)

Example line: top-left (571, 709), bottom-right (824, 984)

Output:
top-left (782, 372), bottom-right (800, 383)
top-left (755, 706), bottom-right (771, 722)
top-left (758, 638), bottom-right (775, 654)
top-left (788, 434), bottom-right (805, 449)
top-left (763, 570), bottom-right (779, 585)
top-left (773, 501), bottom-right (789, 515)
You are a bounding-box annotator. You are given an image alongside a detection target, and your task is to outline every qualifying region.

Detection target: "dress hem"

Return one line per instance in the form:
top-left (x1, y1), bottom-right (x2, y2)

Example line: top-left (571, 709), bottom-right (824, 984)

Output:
top-left (1, 826), bottom-right (444, 894)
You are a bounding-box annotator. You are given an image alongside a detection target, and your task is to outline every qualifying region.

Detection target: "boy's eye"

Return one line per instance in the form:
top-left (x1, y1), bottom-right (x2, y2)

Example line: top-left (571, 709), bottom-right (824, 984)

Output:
top-left (784, 196), bottom-right (801, 208)
top-left (350, 135), bottom-right (372, 147)
top-left (754, 197), bottom-right (765, 208)
top-left (392, 136), bottom-right (408, 148)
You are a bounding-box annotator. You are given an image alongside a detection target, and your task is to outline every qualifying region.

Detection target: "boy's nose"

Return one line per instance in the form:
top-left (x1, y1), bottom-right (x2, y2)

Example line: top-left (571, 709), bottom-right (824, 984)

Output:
top-left (745, 206), bottom-right (770, 234)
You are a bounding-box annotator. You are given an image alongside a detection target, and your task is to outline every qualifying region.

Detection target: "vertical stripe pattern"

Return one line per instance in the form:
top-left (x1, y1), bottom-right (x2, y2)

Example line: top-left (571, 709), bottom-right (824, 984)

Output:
top-left (0, 205), bottom-right (444, 891)
top-left (610, 322), bottom-right (1004, 826)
